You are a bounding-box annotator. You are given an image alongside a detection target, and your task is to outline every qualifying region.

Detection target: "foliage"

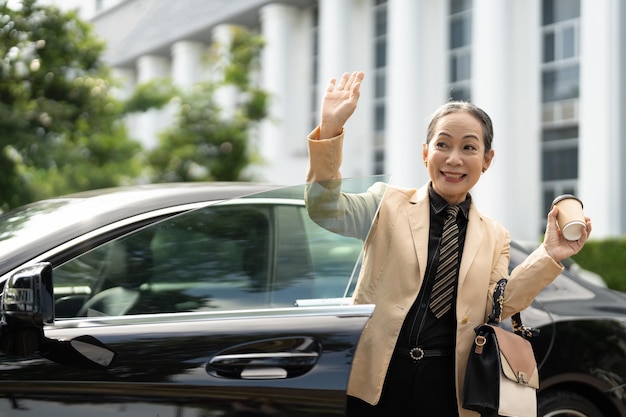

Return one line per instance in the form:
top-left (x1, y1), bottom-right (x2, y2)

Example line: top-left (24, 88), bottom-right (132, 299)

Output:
top-left (122, 78), bottom-right (178, 113)
top-left (572, 238), bottom-right (626, 292)
top-left (0, 0), bottom-right (269, 210)
top-left (148, 27), bottom-right (268, 182)
top-left (0, 0), bottom-right (142, 210)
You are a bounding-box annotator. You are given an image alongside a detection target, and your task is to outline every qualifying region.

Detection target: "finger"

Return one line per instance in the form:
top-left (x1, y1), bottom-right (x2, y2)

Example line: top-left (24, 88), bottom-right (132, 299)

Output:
top-left (548, 204), bottom-right (558, 217)
top-left (569, 217), bottom-right (590, 246)
top-left (326, 78), bottom-right (337, 93)
top-left (547, 205), bottom-right (559, 229)
top-left (352, 74), bottom-right (364, 95)
top-left (350, 85), bottom-right (362, 103)
top-left (344, 71), bottom-right (358, 90)
top-left (544, 205), bottom-right (563, 242)
top-left (336, 72), bottom-right (350, 90)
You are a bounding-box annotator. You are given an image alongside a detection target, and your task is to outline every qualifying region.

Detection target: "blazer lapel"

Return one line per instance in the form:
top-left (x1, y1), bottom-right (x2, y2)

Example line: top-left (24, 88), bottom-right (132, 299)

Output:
top-left (407, 185), bottom-right (430, 281)
top-left (458, 204), bottom-right (484, 289)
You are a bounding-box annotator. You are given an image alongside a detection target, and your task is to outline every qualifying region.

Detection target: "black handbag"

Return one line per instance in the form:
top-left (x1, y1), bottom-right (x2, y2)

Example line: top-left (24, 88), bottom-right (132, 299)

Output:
top-left (462, 278), bottom-right (540, 417)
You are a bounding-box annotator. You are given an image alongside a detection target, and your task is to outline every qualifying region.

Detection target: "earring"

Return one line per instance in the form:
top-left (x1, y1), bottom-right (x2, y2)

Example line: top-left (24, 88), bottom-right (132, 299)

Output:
top-left (424, 161), bottom-right (428, 167)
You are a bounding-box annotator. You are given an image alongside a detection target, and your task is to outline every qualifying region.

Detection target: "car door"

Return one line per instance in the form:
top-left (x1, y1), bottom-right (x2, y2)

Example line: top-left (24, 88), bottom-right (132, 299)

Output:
top-left (0, 305), bottom-right (373, 417)
top-left (0, 178), bottom-right (387, 417)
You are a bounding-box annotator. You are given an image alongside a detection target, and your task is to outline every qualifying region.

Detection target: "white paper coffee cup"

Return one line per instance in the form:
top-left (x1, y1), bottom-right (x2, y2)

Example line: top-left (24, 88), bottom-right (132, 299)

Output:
top-left (551, 194), bottom-right (585, 241)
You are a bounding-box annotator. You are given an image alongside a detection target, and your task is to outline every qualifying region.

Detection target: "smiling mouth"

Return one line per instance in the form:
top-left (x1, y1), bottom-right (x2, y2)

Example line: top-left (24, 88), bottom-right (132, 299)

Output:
top-left (442, 172), bottom-right (464, 179)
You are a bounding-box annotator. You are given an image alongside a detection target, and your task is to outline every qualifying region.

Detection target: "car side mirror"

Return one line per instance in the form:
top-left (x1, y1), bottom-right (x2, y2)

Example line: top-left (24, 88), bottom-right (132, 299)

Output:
top-left (1, 262), bottom-right (54, 327)
top-left (0, 262), bottom-right (116, 369)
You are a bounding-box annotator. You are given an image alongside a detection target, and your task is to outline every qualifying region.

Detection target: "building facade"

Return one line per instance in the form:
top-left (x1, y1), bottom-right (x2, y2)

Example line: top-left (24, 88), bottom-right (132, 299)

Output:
top-left (59, 0), bottom-right (626, 240)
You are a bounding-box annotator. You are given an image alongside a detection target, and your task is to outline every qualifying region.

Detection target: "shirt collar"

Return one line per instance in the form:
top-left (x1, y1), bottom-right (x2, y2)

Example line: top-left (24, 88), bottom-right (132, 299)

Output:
top-left (428, 183), bottom-right (471, 220)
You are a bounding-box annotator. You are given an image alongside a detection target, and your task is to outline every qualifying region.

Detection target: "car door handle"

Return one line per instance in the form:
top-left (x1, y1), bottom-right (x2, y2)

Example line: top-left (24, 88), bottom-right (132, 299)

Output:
top-left (209, 351), bottom-right (319, 379)
top-left (207, 337), bottom-right (321, 379)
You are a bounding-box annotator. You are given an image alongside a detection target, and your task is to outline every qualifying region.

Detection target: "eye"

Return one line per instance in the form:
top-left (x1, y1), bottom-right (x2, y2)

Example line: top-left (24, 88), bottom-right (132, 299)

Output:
top-left (435, 141), bottom-right (448, 149)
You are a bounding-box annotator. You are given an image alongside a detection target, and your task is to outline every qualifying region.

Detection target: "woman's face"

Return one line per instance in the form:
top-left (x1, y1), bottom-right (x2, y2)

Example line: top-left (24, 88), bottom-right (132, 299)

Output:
top-left (422, 111), bottom-right (494, 205)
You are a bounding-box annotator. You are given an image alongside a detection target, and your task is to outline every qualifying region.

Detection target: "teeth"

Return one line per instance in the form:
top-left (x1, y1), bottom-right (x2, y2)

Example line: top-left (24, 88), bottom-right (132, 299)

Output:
top-left (444, 173), bottom-right (463, 179)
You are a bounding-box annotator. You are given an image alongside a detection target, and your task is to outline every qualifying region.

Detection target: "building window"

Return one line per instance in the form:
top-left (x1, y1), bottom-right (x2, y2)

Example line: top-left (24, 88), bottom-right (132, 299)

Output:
top-left (448, 0), bottom-right (472, 101)
top-left (542, 126), bottom-right (579, 181)
top-left (542, 0), bottom-right (580, 25)
top-left (540, 0), bottom-right (580, 217)
top-left (373, 0), bottom-right (387, 175)
top-left (542, 65), bottom-right (579, 102)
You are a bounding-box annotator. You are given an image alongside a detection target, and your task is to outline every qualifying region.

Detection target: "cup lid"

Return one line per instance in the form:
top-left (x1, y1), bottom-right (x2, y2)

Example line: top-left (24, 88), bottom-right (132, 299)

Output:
top-left (551, 194), bottom-right (583, 209)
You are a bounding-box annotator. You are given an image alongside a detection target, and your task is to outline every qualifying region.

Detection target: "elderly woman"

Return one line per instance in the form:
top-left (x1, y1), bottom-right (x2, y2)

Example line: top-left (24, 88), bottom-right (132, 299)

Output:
top-left (304, 71), bottom-right (592, 417)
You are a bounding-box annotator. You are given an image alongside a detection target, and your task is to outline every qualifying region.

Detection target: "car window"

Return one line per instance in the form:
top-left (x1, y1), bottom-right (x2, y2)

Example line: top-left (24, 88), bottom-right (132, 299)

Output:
top-left (55, 204), bottom-right (272, 317)
top-left (53, 177), bottom-right (389, 318)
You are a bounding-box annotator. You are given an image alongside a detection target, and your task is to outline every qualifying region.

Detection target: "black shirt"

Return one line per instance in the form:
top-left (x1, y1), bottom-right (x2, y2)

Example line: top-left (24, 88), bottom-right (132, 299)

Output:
top-left (396, 184), bottom-right (471, 350)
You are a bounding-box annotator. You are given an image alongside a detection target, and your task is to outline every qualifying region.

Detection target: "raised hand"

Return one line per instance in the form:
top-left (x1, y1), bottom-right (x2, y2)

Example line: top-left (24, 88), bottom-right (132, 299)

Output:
top-left (319, 71), bottom-right (365, 139)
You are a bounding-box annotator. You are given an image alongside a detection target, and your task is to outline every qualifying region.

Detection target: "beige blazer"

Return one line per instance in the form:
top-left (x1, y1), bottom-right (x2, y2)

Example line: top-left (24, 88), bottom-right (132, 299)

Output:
top-left (306, 128), bottom-right (564, 417)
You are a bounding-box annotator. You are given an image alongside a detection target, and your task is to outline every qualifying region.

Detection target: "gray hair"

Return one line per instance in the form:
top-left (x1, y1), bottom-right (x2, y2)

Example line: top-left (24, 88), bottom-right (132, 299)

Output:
top-left (425, 101), bottom-right (494, 152)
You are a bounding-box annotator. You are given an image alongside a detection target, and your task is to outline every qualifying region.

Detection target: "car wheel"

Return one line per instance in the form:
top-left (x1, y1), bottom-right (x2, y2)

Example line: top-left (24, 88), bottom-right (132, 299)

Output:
top-left (538, 390), bottom-right (604, 417)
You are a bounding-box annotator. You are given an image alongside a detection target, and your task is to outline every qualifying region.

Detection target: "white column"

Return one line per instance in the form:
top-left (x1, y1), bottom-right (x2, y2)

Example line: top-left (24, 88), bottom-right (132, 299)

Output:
top-left (318, 0), bottom-right (351, 91)
top-left (112, 68), bottom-right (143, 148)
top-left (471, 0), bottom-right (541, 240)
top-left (619, 1), bottom-right (626, 236)
top-left (137, 54), bottom-right (169, 83)
top-left (259, 5), bottom-right (299, 163)
top-left (171, 40), bottom-right (205, 88)
top-left (579, 0), bottom-right (622, 237)
top-left (317, 0), bottom-right (369, 179)
top-left (510, 0), bottom-right (542, 238)
top-left (386, 0), bottom-right (447, 188)
top-left (259, 4), bottom-right (322, 185)
top-left (345, 0), bottom-right (374, 178)
top-left (212, 24), bottom-right (237, 120)
top-left (135, 54), bottom-right (171, 149)
top-left (111, 67), bottom-right (136, 100)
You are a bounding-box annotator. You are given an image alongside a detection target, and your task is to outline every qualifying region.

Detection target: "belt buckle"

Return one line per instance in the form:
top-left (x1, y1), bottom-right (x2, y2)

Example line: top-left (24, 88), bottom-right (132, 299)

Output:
top-left (409, 347), bottom-right (425, 361)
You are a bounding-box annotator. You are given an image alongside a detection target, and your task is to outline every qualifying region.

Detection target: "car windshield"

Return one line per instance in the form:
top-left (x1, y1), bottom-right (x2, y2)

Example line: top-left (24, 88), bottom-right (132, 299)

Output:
top-left (51, 176), bottom-right (390, 318)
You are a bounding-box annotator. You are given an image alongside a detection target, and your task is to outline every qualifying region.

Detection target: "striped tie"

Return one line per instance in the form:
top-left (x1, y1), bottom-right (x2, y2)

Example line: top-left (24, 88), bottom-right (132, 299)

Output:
top-left (430, 205), bottom-right (460, 318)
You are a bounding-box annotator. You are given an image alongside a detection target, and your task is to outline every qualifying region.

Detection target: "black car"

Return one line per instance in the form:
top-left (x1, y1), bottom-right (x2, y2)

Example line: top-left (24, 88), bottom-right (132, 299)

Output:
top-left (0, 178), bottom-right (624, 417)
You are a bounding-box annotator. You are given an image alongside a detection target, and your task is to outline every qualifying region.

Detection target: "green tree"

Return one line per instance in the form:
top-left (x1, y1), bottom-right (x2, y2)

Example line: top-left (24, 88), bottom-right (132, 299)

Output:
top-left (0, 0), bottom-right (143, 210)
top-left (149, 27), bottom-right (268, 182)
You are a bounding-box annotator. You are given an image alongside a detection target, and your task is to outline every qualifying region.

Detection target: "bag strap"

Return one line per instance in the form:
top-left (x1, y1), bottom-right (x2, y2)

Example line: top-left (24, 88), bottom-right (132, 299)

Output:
top-left (488, 278), bottom-right (539, 339)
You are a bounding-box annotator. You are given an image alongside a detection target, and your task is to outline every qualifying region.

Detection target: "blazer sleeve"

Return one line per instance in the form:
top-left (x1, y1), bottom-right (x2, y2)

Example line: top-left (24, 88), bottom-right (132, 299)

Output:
top-left (500, 243), bottom-right (564, 319)
top-left (304, 127), bottom-right (385, 241)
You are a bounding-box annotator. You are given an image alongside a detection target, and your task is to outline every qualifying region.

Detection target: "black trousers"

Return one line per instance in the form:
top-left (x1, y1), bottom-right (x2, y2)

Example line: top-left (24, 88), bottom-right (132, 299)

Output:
top-left (346, 352), bottom-right (459, 417)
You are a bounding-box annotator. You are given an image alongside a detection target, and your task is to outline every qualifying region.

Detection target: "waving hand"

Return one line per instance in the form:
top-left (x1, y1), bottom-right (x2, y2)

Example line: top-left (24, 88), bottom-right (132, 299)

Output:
top-left (319, 71), bottom-right (365, 139)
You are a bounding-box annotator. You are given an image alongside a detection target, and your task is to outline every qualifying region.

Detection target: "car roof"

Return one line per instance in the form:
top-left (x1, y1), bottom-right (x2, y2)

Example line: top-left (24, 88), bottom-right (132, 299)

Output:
top-left (0, 182), bottom-right (282, 275)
